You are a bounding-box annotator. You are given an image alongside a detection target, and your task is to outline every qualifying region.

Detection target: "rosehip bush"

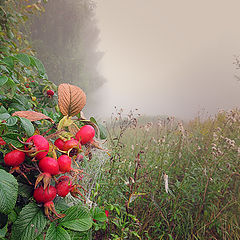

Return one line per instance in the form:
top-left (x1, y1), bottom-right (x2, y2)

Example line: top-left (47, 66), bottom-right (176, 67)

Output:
top-left (0, 3), bottom-right (107, 239)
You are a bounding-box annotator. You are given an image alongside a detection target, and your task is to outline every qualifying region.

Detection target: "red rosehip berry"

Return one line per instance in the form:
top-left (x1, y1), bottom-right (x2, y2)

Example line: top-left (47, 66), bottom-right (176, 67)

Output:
top-left (75, 125), bottom-right (95, 145)
top-left (62, 139), bottom-right (81, 151)
top-left (47, 90), bottom-right (54, 96)
top-left (4, 150), bottom-right (25, 167)
top-left (38, 157), bottom-right (59, 175)
top-left (25, 135), bottom-right (49, 160)
top-left (56, 180), bottom-right (72, 197)
top-left (33, 186), bottom-right (56, 203)
top-left (57, 155), bottom-right (72, 173)
top-left (54, 138), bottom-right (65, 151)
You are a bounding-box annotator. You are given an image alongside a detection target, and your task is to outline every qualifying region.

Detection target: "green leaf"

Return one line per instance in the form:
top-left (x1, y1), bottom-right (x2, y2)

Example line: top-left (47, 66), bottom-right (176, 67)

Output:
top-left (6, 117), bottom-right (18, 127)
top-left (19, 117), bottom-right (34, 137)
top-left (0, 113), bottom-right (10, 120)
top-left (0, 223), bottom-right (7, 238)
top-left (54, 197), bottom-right (69, 212)
top-left (2, 133), bottom-right (24, 148)
top-left (0, 76), bottom-right (8, 86)
top-left (13, 95), bottom-right (31, 109)
top-left (2, 78), bottom-right (16, 98)
top-left (11, 203), bottom-right (47, 240)
top-left (14, 54), bottom-right (30, 66)
top-left (92, 207), bottom-right (107, 222)
top-left (45, 223), bottom-right (71, 240)
top-left (8, 210), bottom-right (18, 223)
top-left (0, 169), bottom-right (18, 214)
top-left (0, 65), bottom-right (9, 73)
top-left (2, 57), bottom-right (14, 69)
top-left (35, 235), bottom-right (44, 240)
top-left (98, 123), bottom-right (107, 140)
top-left (9, 103), bottom-right (27, 111)
top-left (30, 56), bottom-right (46, 74)
top-left (59, 205), bottom-right (92, 232)
top-left (90, 117), bottom-right (107, 139)
top-left (0, 106), bottom-right (8, 114)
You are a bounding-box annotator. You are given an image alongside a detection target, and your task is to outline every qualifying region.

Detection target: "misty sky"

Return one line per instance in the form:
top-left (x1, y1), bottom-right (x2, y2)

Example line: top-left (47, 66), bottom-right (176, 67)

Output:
top-left (87, 0), bottom-right (240, 120)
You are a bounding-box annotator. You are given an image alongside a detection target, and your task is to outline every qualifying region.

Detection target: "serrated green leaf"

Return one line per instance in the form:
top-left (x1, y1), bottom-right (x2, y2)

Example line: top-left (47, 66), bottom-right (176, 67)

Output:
top-left (30, 56), bottom-right (45, 74)
top-left (2, 133), bottom-right (24, 148)
top-left (6, 116), bottom-right (18, 126)
top-left (14, 54), bottom-right (30, 66)
top-left (59, 205), bottom-right (92, 232)
top-left (19, 117), bottom-right (34, 137)
top-left (0, 169), bottom-right (18, 214)
top-left (11, 203), bottom-right (47, 240)
top-left (0, 76), bottom-right (8, 86)
top-left (54, 197), bottom-right (69, 212)
top-left (45, 223), bottom-right (71, 240)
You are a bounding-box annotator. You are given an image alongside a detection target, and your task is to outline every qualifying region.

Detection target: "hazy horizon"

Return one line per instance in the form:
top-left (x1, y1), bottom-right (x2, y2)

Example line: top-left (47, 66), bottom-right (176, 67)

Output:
top-left (86, 0), bottom-right (240, 121)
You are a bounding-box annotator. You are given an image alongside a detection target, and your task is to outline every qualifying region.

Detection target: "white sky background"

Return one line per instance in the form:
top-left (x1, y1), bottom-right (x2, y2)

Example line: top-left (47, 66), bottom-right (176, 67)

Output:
top-left (87, 0), bottom-right (240, 120)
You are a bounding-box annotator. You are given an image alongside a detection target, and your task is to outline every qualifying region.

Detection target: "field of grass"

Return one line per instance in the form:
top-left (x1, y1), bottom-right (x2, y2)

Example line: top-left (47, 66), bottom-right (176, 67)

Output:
top-left (86, 109), bottom-right (240, 239)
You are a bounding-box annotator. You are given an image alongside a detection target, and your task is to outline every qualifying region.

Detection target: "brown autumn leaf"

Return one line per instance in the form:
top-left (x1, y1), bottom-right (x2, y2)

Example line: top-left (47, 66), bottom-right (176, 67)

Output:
top-left (58, 83), bottom-right (86, 116)
top-left (12, 111), bottom-right (54, 123)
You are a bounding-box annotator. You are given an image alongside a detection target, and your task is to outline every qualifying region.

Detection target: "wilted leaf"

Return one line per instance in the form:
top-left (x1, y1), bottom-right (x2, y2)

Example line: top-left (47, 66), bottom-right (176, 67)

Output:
top-left (58, 84), bottom-right (86, 117)
top-left (12, 111), bottom-right (54, 123)
top-left (57, 116), bottom-right (74, 130)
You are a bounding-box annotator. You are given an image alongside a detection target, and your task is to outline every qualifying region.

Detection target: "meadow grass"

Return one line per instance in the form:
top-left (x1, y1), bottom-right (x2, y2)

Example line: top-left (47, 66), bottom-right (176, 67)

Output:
top-left (91, 109), bottom-right (240, 239)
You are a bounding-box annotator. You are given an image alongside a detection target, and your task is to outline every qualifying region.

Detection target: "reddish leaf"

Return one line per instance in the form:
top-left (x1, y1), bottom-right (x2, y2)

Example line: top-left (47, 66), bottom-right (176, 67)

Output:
top-left (12, 111), bottom-right (54, 123)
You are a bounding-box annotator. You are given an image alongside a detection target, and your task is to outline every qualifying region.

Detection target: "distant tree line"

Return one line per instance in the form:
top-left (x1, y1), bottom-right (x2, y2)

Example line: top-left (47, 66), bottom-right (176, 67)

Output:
top-left (30, 0), bottom-right (105, 93)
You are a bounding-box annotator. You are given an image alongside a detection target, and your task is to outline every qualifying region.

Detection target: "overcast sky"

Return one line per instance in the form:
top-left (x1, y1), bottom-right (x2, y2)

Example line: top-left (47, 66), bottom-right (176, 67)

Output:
top-left (87, 0), bottom-right (240, 120)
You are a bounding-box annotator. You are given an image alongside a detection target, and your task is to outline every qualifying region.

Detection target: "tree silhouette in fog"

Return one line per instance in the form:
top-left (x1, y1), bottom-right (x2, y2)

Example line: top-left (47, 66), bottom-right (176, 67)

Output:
top-left (30, 0), bottom-right (105, 93)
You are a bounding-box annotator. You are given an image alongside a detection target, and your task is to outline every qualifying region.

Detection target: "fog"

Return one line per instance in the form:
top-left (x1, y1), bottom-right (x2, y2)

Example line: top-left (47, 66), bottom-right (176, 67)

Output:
top-left (87, 0), bottom-right (240, 120)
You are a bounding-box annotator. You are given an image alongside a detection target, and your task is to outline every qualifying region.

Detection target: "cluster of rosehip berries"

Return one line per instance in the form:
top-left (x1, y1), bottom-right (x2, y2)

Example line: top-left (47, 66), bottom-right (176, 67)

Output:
top-left (3, 125), bottom-right (95, 221)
